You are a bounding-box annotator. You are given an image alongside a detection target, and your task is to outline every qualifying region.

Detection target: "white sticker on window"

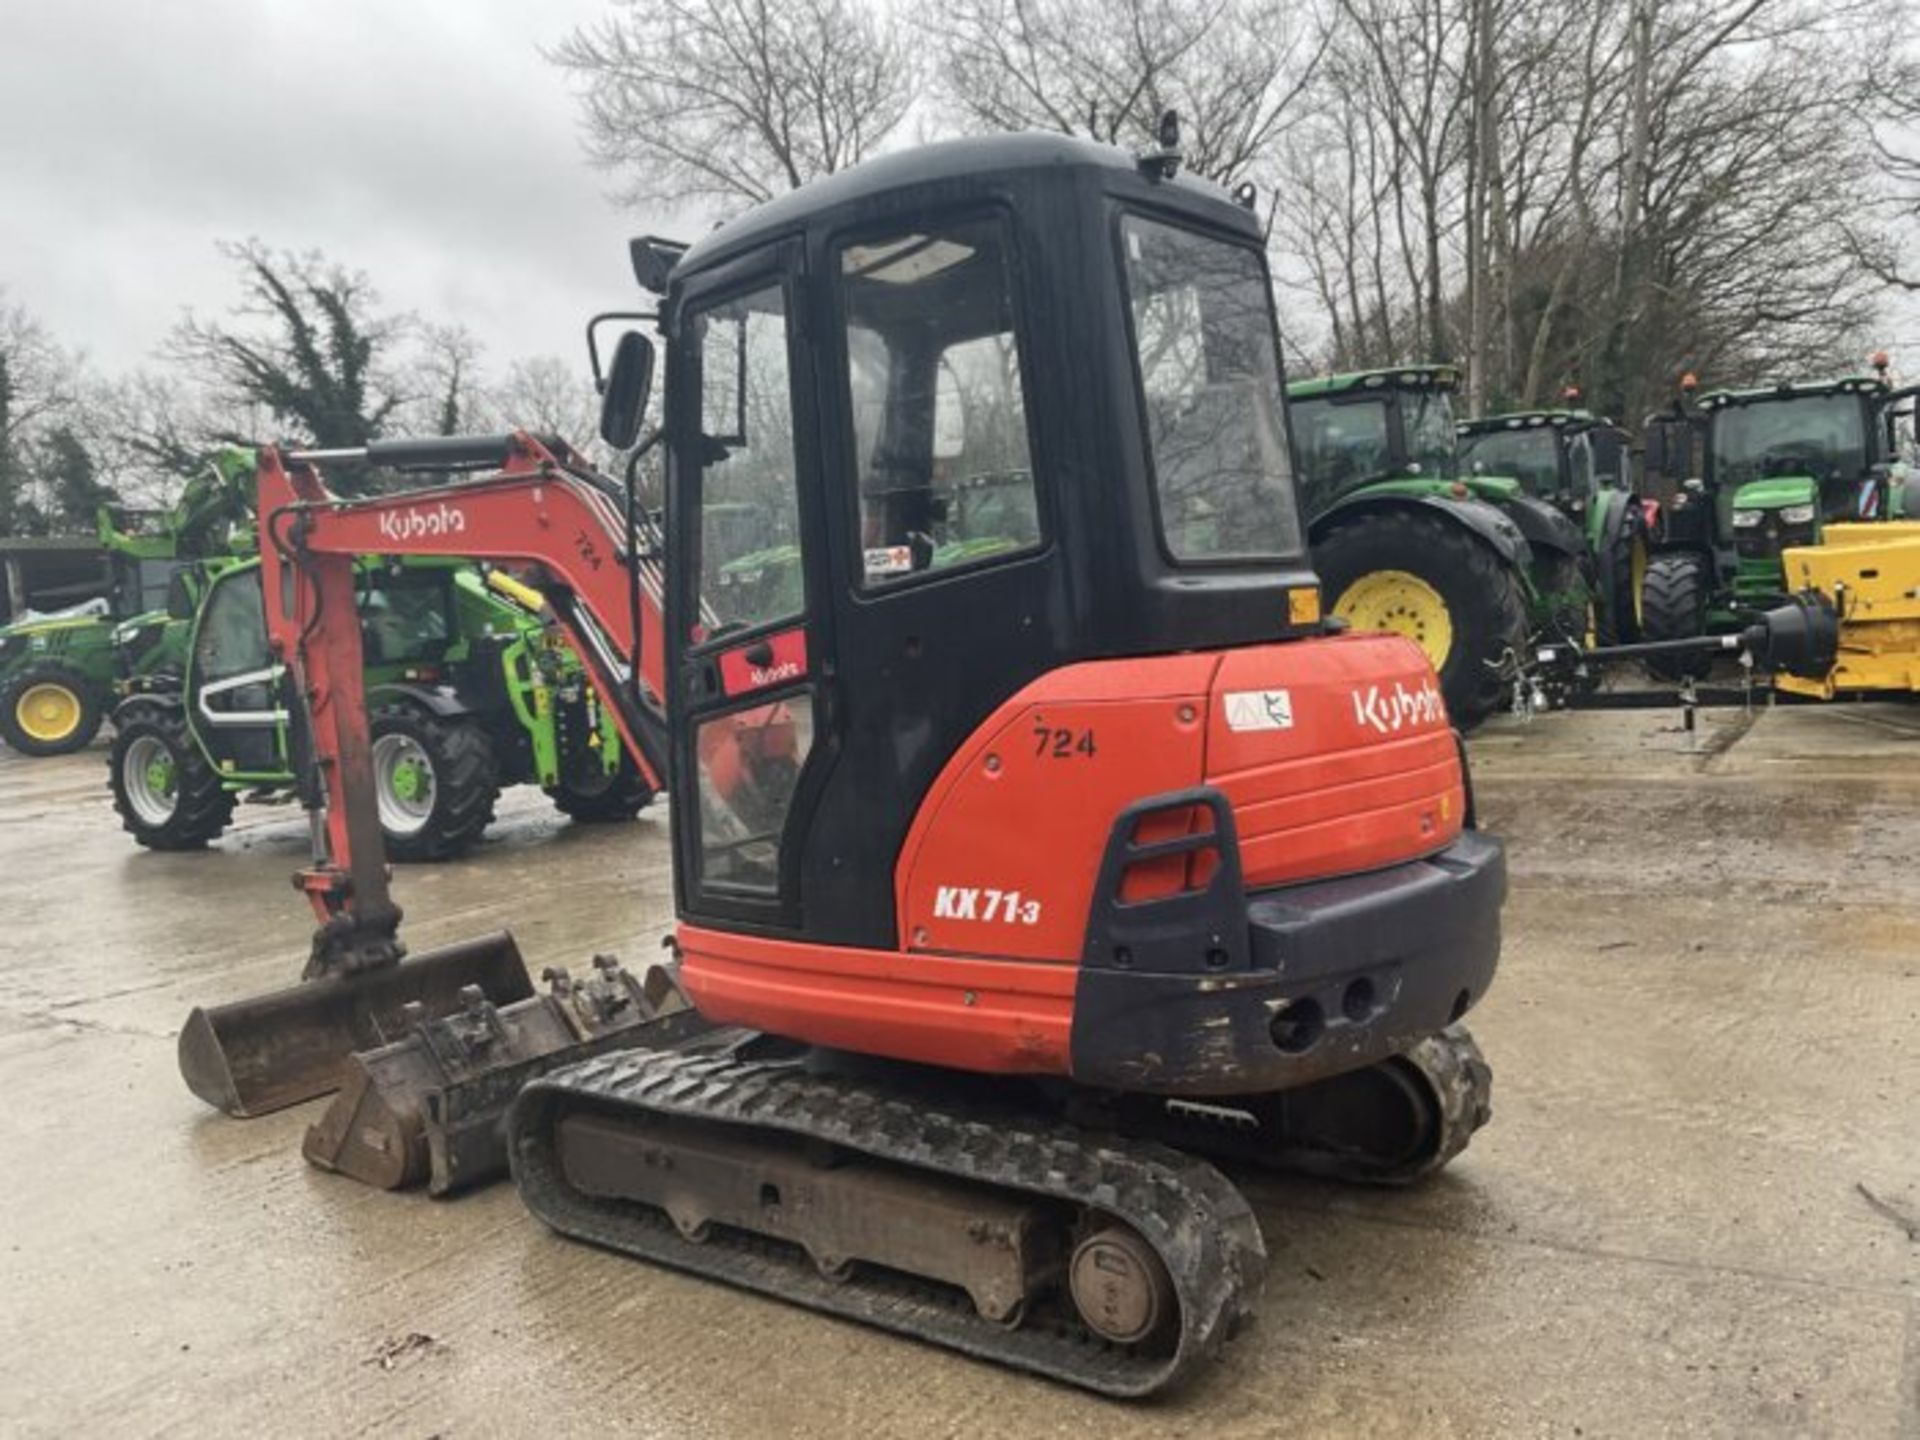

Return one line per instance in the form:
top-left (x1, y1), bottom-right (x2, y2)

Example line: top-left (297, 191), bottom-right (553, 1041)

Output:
top-left (1224, 690), bottom-right (1294, 732)
top-left (864, 545), bottom-right (914, 578)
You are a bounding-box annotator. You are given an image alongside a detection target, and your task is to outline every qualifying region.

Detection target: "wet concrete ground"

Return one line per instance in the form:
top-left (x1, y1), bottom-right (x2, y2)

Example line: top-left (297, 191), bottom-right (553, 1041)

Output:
top-left (2, 701), bottom-right (1917, 1437)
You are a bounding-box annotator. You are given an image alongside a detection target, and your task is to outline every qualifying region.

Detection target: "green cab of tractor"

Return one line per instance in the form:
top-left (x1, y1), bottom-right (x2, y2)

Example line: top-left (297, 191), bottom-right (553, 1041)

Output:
top-left (1638, 369), bottom-right (1914, 675)
top-left (1286, 364), bottom-right (1593, 727)
top-left (107, 550), bottom-right (654, 860)
top-left (0, 446), bottom-right (257, 758)
top-left (1457, 407), bottom-right (1648, 644)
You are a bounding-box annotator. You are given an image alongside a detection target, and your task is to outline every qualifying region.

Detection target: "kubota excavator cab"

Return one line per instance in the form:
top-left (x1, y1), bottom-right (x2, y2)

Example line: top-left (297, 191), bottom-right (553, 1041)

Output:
top-left (624, 132), bottom-right (1501, 1095)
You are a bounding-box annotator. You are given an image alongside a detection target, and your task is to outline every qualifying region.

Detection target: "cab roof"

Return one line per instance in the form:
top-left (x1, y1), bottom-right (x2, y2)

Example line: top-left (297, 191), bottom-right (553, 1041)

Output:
top-left (1698, 375), bottom-right (1890, 409)
top-left (1286, 364), bottom-right (1460, 399)
top-left (671, 132), bottom-right (1256, 281)
top-left (1458, 408), bottom-right (1620, 435)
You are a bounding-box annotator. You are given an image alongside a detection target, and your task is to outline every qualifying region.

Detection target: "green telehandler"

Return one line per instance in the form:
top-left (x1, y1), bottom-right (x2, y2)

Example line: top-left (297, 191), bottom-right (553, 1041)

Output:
top-left (107, 452), bottom-right (663, 861)
top-left (0, 449), bottom-right (255, 756)
top-left (1287, 365), bottom-right (1594, 727)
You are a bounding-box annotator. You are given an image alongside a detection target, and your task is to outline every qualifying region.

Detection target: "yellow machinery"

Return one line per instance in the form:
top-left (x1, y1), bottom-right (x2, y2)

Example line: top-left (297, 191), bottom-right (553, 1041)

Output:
top-left (1776, 522), bottom-right (1920, 699)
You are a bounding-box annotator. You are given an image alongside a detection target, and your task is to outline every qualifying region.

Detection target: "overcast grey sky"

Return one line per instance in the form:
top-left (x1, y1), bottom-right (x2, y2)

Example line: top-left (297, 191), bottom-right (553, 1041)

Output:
top-left (1, 0), bottom-right (666, 379)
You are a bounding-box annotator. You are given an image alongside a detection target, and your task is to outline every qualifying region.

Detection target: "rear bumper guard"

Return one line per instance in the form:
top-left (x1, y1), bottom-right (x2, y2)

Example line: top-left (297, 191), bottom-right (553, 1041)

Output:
top-left (1070, 789), bottom-right (1504, 1095)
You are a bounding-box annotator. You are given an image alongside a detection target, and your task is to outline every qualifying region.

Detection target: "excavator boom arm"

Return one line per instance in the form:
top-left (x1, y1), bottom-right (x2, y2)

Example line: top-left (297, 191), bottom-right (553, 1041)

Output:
top-left (253, 433), bottom-right (668, 957)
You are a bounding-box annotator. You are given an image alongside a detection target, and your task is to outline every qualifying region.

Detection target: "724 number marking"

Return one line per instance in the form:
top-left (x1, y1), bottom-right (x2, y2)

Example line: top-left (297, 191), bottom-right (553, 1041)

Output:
top-left (1033, 722), bottom-right (1096, 760)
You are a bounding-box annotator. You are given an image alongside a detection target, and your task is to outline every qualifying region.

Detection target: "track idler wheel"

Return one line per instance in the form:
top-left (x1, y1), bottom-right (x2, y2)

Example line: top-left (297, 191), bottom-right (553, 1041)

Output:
top-left (1070, 1221), bottom-right (1177, 1347)
top-left (1112, 1026), bottom-right (1493, 1188)
top-left (1253, 1026), bottom-right (1492, 1185)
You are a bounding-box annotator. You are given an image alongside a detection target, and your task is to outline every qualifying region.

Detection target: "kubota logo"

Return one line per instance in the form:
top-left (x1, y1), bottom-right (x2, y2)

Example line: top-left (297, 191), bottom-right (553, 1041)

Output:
top-left (748, 661), bottom-right (801, 687)
top-left (377, 503), bottom-right (468, 543)
top-left (1353, 679), bottom-right (1444, 734)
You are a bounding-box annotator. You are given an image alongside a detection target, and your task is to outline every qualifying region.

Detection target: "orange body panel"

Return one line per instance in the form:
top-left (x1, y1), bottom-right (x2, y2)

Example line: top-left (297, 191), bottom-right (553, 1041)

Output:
top-left (1206, 637), bottom-right (1462, 889)
top-left (895, 633), bottom-right (1463, 961)
top-left (681, 632), bottom-right (1468, 1077)
top-left (678, 925), bottom-right (1075, 1073)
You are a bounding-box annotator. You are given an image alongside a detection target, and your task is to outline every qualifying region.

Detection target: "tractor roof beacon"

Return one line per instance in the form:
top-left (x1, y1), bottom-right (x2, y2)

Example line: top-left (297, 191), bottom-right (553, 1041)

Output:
top-left (177, 131), bottom-right (1505, 1398)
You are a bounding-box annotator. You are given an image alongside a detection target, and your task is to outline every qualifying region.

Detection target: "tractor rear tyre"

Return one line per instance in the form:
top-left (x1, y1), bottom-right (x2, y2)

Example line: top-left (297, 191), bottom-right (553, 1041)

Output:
top-left (546, 756), bottom-right (656, 823)
top-left (1639, 553), bottom-right (1713, 681)
top-left (109, 705), bottom-right (237, 850)
top-left (1594, 506), bottom-right (1648, 645)
top-left (370, 706), bottom-right (499, 862)
top-left (1, 661), bottom-right (105, 757)
top-left (1316, 510), bottom-right (1529, 730)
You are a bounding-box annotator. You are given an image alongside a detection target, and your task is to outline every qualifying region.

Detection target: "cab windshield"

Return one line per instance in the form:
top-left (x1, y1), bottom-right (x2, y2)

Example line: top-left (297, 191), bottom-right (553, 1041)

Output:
top-left (1119, 216), bottom-right (1303, 562)
top-left (1710, 395), bottom-right (1868, 489)
top-left (1459, 427), bottom-right (1560, 496)
top-left (1403, 388), bottom-right (1458, 478)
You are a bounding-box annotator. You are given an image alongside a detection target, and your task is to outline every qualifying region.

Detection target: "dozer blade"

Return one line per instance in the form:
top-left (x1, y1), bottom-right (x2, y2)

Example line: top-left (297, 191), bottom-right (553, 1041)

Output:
top-left (178, 932), bottom-right (535, 1118)
top-left (303, 956), bottom-right (719, 1195)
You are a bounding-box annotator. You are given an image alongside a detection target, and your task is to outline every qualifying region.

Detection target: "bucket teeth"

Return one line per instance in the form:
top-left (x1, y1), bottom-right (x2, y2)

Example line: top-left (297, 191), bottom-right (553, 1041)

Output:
top-left (303, 957), bottom-right (711, 1195)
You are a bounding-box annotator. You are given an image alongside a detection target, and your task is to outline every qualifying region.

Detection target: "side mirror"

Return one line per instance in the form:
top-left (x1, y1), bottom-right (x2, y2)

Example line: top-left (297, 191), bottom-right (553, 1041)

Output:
top-left (600, 331), bottom-right (655, 451)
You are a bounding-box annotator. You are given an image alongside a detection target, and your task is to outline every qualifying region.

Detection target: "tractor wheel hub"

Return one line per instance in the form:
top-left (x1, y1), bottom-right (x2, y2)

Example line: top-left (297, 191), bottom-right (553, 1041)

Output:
top-left (1332, 570), bottom-right (1456, 669)
top-left (17, 682), bottom-right (82, 743)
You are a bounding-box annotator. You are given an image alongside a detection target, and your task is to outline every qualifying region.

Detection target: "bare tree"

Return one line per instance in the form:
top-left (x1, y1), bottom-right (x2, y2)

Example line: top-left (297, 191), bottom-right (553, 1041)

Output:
top-left (401, 324), bottom-right (488, 438)
top-left (165, 241), bottom-right (411, 492)
top-left (491, 356), bottom-right (602, 447)
top-left (1271, 0), bottom-right (1893, 424)
top-left (550, 0), bottom-right (916, 209)
top-left (0, 296), bottom-right (83, 534)
top-left (924, 0), bottom-right (1326, 184)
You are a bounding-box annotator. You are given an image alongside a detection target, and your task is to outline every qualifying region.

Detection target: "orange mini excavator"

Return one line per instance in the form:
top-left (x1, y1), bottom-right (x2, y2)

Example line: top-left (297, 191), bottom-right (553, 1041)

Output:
top-left (181, 129), bottom-right (1504, 1397)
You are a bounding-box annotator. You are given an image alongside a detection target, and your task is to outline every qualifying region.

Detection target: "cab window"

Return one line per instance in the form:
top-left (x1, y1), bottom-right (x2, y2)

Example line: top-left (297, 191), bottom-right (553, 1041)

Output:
top-left (358, 573), bottom-right (452, 665)
top-left (1119, 215), bottom-right (1303, 562)
top-left (837, 217), bottom-right (1040, 588)
top-left (688, 283), bottom-right (804, 639)
top-left (193, 568), bottom-right (268, 681)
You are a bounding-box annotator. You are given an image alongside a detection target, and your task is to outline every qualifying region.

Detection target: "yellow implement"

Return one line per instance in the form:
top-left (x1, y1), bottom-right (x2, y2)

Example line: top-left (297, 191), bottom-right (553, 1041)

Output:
top-left (1776, 522), bottom-right (1920, 699)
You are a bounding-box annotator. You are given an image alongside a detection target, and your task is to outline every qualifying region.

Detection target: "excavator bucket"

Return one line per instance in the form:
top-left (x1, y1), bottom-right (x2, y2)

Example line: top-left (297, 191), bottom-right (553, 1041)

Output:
top-left (178, 932), bottom-right (535, 1118)
top-left (302, 956), bottom-right (711, 1194)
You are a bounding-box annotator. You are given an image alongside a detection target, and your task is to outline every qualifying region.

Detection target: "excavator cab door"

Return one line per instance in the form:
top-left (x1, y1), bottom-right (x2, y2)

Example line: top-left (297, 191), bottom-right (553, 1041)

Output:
top-left (185, 561), bottom-right (286, 776)
top-left (668, 242), bottom-right (827, 927)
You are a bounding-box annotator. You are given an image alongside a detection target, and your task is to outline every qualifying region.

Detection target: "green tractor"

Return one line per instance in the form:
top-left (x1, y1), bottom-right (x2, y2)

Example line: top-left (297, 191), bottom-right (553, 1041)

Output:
top-left (1638, 368), bottom-right (1917, 673)
top-left (0, 451), bottom-right (255, 756)
top-left (1456, 407), bottom-right (1650, 643)
top-left (1287, 365), bottom-right (1594, 727)
top-left (107, 551), bottom-right (655, 860)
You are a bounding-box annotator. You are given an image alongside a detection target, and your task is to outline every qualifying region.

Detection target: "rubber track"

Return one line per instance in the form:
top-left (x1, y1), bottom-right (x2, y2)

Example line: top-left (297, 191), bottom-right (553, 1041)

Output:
top-left (1115, 1026), bottom-right (1493, 1187)
top-left (1401, 1026), bottom-right (1493, 1180)
top-left (510, 1047), bottom-right (1268, 1397)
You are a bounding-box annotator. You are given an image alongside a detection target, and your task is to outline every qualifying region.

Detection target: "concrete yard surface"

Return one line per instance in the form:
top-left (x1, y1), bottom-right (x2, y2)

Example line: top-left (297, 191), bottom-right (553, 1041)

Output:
top-left (2, 701), bottom-right (1918, 1437)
